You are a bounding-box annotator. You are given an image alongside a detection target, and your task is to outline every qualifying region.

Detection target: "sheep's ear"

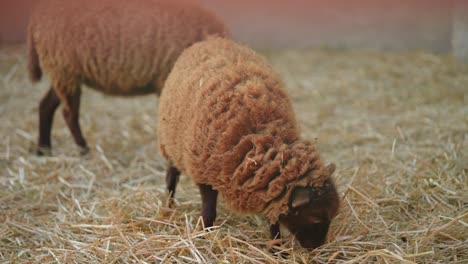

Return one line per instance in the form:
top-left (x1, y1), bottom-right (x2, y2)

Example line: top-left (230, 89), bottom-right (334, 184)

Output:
top-left (325, 163), bottom-right (336, 176)
top-left (291, 187), bottom-right (310, 209)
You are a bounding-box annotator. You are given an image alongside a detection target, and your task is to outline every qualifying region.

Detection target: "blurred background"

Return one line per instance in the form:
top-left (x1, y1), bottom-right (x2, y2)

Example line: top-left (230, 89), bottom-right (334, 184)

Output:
top-left (1, 0), bottom-right (467, 61)
top-left (1, 1), bottom-right (467, 263)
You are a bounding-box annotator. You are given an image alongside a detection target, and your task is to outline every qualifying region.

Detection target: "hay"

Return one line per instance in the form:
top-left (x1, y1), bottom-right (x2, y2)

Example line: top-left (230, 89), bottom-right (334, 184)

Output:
top-left (0, 44), bottom-right (467, 263)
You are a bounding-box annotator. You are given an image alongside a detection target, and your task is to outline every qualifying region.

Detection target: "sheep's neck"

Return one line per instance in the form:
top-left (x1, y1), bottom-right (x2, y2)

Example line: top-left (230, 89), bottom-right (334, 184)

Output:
top-left (221, 137), bottom-right (325, 215)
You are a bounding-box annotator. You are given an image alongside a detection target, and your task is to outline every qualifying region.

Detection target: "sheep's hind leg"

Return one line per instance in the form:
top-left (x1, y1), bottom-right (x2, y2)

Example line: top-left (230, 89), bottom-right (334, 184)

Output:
top-left (61, 87), bottom-right (89, 155)
top-left (166, 165), bottom-right (180, 207)
top-left (37, 87), bottom-right (61, 155)
top-left (198, 184), bottom-right (218, 228)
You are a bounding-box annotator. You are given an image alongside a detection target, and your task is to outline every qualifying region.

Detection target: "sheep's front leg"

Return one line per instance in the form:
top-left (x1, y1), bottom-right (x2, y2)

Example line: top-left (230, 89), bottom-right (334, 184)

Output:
top-left (166, 165), bottom-right (180, 206)
top-left (270, 222), bottom-right (281, 239)
top-left (61, 87), bottom-right (89, 155)
top-left (37, 87), bottom-right (61, 155)
top-left (198, 184), bottom-right (218, 228)
top-left (270, 222), bottom-right (287, 256)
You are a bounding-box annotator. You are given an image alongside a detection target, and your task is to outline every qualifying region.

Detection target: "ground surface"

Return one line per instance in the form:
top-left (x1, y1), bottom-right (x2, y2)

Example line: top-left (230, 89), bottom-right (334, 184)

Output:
top-left (0, 45), bottom-right (467, 263)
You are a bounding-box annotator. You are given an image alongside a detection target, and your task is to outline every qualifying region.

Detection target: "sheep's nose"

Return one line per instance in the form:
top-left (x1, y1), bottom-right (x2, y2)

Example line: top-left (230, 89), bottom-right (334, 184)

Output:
top-left (299, 239), bottom-right (323, 249)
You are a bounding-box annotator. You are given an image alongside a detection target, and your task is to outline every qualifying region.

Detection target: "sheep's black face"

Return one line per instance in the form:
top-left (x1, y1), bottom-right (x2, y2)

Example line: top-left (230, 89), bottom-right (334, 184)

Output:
top-left (279, 177), bottom-right (339, 249)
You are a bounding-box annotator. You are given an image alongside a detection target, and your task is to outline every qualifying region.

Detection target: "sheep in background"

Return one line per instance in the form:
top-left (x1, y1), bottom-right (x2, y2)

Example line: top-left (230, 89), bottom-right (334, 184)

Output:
top-left (28, 0), bottom-right (229, 155)
top-left (158, 37), bottom-right (339, 249)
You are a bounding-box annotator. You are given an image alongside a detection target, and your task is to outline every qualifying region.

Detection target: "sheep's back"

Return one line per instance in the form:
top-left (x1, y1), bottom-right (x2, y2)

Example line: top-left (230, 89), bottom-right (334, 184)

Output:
top-left (29, 0), bottom-right (228, 95)
top-left (158, 38), bottom-right (299, 186)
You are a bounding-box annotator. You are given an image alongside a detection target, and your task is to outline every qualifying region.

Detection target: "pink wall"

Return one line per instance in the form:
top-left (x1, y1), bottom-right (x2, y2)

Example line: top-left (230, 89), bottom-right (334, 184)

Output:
top-left (0, 0), bottom-right (459, 52)
top-left (0, 0), bottom-right (36, 43)
top-left (200, 0), bottom-right (453, 51)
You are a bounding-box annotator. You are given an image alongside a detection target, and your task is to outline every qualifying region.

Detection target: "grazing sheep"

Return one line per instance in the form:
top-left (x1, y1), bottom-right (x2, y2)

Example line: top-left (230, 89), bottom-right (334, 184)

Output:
top-left (158, 37), bottom-right (339, 248)
top-left (28, 0), bottom-right (229, 155)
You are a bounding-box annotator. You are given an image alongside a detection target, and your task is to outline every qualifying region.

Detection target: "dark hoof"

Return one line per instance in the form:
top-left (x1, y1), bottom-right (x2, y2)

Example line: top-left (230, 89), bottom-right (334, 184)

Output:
top-left (78, 146), bottom-right (90, 156)
top-left (267, 239), bottom-right (289, 258)
top-left (159, 206), bottom-right (176, 217)
top-left (269, 247), bottom-right (289, 258)
top-left (272, 250), bottom-right (289, 259)
top-left (35, 145), bottom-right (52, 156)
top-left (167, 198), bottom-right (177, 209)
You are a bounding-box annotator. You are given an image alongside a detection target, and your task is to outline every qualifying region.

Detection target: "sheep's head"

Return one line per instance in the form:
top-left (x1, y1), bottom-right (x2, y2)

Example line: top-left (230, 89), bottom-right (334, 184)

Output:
top-left (279, 164), bottom-right (339, 249)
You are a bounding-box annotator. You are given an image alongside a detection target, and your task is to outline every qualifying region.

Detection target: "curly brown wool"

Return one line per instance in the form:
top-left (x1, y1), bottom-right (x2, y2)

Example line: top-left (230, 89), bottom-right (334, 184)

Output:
top-left (28, 0), bottom-right (229, 154)
top-left (158, 37), bottom-right (337, 232)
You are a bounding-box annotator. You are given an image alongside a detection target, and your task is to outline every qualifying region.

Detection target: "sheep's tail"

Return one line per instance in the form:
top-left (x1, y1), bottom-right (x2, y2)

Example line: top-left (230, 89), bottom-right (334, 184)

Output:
top-left (27, 26), bottom-right (42, 82)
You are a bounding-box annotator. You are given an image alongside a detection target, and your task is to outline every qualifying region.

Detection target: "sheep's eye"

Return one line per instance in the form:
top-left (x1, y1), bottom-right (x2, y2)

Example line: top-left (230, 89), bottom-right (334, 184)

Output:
top-left (307, 216), bottom-right (321, 224)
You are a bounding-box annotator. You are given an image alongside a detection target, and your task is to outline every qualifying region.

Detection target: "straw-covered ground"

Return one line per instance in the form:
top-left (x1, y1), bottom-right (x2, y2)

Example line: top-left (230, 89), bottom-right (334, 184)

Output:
top-left (0, 44), bottom-right (467, 263)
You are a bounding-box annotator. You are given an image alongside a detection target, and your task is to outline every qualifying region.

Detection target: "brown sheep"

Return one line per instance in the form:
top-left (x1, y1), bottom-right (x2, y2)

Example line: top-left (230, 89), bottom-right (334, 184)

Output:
top-left (158, 37), bottom-right (339, 249)
top-left (28, 0), bottom-right (229, 155)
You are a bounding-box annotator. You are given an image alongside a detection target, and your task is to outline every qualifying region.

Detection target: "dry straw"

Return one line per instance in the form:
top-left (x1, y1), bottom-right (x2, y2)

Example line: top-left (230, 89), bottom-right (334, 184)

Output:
top-left (1, 44), bottom-right (467, 263)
